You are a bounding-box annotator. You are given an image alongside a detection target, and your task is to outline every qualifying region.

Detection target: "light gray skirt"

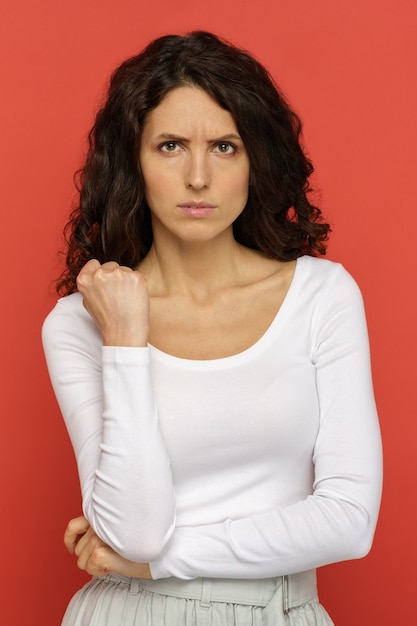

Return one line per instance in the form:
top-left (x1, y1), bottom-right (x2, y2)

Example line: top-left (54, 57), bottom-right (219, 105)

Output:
top-left (62, 570), bottom-right (334, 625)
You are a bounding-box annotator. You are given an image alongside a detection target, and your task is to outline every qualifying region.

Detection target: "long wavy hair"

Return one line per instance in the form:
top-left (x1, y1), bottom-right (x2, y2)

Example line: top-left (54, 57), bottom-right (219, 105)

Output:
top-left (57, 31), bottom-right (330, 295)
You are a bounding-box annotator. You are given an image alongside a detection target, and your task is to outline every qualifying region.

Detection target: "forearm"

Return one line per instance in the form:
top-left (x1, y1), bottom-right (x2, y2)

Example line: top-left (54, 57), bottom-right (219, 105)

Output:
top-left (81, 347), bottom-right (176, 562)
top-left (43, 298), bottom-right (176, 563)
top-left (150, 482), bottom-right (381, 580)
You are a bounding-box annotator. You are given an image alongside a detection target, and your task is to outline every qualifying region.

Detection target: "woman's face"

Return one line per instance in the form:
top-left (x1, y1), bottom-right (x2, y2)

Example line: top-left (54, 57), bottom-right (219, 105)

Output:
top-left (139, 86), bottom-right (250, 246)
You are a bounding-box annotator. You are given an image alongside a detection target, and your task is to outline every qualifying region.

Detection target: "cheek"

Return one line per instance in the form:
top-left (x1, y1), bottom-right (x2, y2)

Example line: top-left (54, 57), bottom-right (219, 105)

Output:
top-left (227, 168), bottom-right (250, 198)
top-left (142, 165), bottom-right (176, 201)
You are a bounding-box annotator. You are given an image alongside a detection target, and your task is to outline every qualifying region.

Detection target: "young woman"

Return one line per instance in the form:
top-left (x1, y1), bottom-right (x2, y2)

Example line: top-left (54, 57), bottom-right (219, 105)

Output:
top-left (43, 31), bottom-right (382, 625)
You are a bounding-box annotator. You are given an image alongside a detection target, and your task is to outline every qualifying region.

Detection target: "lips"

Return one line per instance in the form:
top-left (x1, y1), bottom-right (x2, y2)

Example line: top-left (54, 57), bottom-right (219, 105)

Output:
top-left (177, 201), bottom-right (217, 218)
top-left (178, 201), bottom-right (217, 209)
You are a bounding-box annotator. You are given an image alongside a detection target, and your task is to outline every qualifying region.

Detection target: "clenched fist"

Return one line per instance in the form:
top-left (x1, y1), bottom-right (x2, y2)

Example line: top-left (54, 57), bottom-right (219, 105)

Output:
top-left (76, 260), bottom-right (150, 347)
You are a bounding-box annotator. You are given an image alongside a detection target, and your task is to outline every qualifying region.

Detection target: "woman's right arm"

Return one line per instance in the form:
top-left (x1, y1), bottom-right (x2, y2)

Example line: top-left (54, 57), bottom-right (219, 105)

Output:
top-left (42, 262), bottom-right (176, 562)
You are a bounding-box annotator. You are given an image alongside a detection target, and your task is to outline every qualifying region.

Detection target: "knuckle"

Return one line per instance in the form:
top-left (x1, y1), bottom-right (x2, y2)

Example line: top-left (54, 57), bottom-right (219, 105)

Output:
top-left (66, 518), bottom-right (78, 532)
top-left (89, 535), bottom-right (101, 549)
top-left (91, 546), bottom-right (104, 561)
top-left (94, 267), bottom-right (106, 280)
top-left (76, 274), bottom-right (86, 288)
top-left (67, 515), bottom-right (86, 532)
top-left (101, 261), bottom-right (119, 272)
top-left (90, 546), bottom-right (109, 570)
top-left (76, 556), bottom-right (85, 571)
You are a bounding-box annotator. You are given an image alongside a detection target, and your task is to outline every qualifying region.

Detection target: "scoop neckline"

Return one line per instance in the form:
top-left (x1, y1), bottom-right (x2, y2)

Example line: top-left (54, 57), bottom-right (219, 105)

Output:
top-left (149, 255), bottom-right (306, 369)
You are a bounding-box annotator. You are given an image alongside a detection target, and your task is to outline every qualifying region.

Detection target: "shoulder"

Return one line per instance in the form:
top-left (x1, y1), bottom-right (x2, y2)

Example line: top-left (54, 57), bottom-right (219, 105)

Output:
top-left (297, 255), bottom-right (362, 298)
top-left (293, 257), bottom-right (366, 334)
top-left (298, 255), bottom-right (351, 280)
top-left (42, 292), bottom-right (101, 354)
top-left (296, 258), bottom-right (369, 351)
top-left (43, 292), bottom-right (89, 333)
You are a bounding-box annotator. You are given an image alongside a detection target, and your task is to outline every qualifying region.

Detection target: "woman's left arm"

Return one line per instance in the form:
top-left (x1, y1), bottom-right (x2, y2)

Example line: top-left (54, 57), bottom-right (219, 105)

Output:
top-left (148, 266), bottom-right (383, 580)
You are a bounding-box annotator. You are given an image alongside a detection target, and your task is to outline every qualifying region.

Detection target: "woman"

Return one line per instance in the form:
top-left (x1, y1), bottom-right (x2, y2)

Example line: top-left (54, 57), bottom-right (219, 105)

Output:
top-left (42, 31), bottom-right (382, 625)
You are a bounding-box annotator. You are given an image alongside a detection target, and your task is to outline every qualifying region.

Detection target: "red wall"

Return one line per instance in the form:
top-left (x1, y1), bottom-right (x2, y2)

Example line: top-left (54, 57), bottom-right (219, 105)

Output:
top-left (1, 1), bottom-right (416, 624)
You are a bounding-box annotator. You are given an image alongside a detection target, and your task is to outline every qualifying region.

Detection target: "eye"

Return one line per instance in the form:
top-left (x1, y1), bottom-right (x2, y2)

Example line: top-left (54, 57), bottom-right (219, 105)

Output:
top-left (159, 141), bottom-right (182, 153)
top-left (212, 142), bottom-right (237, 154)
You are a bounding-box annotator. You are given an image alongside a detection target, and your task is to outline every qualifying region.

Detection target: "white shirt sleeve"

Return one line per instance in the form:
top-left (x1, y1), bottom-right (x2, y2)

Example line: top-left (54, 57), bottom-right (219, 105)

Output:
top-left (42, 297), bottom-right (176, 562)
top-left (149, 266), bottom-right (382, 579)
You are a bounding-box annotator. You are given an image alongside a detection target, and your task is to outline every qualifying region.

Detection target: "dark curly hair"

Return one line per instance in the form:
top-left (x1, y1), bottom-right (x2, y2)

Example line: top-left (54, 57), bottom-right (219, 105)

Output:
top-left (57, 30), bottom-right (330, 295)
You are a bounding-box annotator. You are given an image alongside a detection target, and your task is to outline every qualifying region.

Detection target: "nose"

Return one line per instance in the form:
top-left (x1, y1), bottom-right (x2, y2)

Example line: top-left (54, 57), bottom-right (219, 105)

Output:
top-left (185, 151), bottom-right (210, 190)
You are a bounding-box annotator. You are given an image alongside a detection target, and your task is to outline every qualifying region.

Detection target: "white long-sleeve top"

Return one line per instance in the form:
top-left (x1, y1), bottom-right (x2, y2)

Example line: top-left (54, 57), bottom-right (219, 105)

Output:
top-left (42, 256), bottom-right (382, 580)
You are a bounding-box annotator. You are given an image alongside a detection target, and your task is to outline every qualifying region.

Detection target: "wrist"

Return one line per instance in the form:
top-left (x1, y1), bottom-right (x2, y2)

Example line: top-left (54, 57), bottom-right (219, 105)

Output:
top-left (102, 327), bottom-right (149, 347)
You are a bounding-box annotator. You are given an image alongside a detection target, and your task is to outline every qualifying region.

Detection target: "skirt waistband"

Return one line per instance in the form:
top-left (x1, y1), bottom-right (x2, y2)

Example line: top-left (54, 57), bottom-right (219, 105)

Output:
top-left (104, 570), bottom-right (317, 611)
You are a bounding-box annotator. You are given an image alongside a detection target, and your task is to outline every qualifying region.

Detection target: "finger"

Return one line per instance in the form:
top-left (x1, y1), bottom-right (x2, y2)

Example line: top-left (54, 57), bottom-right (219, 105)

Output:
top-left (76, 259), bottom-right (101, 290)
top-left (87, 543), bottom-right (114, 576)
top-left (100, 261), bottom-right (122, 272)
top-left (77, 534), bottom-right (109, 575)
top-left (64, 515), bottom-right (90, 538)
top-left (74, 526), bottom-right (96, 558)
top-left (78, 259), bottom-right (101, 277)
top-left (65, 528), bottom-right (88, 555)
top-left (64, 516), bottom-right (90, 554)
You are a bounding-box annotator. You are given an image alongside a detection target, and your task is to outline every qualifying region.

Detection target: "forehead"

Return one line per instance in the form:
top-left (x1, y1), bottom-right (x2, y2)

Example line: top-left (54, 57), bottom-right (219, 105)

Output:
top-left (143, 86), bottom-right (238, 135)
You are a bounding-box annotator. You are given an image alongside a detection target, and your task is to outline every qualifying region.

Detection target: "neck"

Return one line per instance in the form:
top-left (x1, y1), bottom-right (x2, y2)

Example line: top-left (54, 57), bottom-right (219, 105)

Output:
top-left (139, 231), bottom-right (250, 299)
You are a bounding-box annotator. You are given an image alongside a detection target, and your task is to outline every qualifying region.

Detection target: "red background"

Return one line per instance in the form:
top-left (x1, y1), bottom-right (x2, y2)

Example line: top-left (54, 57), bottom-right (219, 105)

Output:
top-left (1, 1), bottom-right (416, 624)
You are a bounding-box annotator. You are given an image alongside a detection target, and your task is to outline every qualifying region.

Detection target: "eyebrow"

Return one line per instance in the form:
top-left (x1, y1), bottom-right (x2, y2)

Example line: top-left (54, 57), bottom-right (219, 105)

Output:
top-left (154, 133), bottom-right (243, 143)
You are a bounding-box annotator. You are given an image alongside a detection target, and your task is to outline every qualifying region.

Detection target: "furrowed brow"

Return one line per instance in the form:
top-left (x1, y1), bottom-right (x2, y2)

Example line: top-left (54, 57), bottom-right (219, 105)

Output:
top-left (209, 133), bottom-right (242, 142)
top-left (154, 133), bottom-right (243, 143)
top-left (155, 133), bottom-right (189, 142)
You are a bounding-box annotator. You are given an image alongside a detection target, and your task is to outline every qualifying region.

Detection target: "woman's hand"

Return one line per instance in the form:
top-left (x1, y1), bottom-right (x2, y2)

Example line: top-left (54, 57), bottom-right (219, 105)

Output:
top-left (64, 516), bottom-right (152, 579)
top-left (76, 260), bottom-right (150, 347)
